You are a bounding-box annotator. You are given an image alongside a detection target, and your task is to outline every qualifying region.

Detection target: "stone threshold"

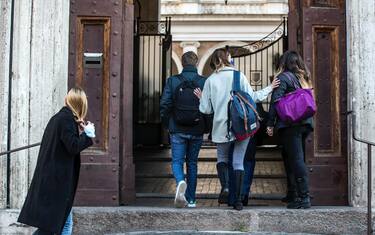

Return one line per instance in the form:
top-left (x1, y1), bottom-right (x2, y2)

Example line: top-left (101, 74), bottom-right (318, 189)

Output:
top-left (0, 207), bottom-right (372, 235)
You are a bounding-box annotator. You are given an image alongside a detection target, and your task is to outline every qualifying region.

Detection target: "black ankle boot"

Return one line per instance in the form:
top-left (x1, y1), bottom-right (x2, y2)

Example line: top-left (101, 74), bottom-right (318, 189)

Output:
top-left (233, 170), bottom-right (244, 211)
top-left (281, 191), bottom-right (298, 203)
top-left (217, 162), bottom-right (229, 204)
top-left (287, 177), bottom-right (311, 209)
top-left (242, 194), bottom-right (249, 206)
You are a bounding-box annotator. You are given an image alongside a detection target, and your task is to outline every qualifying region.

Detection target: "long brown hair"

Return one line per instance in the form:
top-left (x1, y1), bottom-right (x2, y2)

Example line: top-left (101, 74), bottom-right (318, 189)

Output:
top-left (210, 48), bottom-right (232, 72)
top-left (64, 87), bottom-right (88, 122)
top-left (275, 51), bottom-right (312, 88)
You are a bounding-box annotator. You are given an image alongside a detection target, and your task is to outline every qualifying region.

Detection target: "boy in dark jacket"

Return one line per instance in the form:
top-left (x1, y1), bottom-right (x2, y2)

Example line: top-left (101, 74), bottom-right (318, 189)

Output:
top-left (160, 51), bottom-right (206, 208)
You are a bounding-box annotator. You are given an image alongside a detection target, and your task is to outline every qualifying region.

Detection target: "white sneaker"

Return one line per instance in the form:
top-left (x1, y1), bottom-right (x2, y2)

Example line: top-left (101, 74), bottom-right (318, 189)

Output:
top-left (187, 201), bottom-right (196, 208)
top-left (174, 180), bottom-right (187, 208)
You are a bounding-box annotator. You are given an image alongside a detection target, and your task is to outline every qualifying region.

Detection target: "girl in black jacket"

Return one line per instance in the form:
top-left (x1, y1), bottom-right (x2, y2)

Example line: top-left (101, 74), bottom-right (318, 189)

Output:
top-left (18, 87), bottom-right (95, 235)
top-left (266, 51), bottom-right (314, 209)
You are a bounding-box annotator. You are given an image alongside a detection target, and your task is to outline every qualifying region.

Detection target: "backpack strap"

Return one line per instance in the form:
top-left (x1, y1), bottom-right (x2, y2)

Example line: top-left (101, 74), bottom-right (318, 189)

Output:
top-left (284, 72), bottom-right (302, 89)
top-left (226, 101), bottom-right (231, 141)
top-left (232, 70), bottom-right (241, 92)
top-left (176, 73), bottom-right (186, 82)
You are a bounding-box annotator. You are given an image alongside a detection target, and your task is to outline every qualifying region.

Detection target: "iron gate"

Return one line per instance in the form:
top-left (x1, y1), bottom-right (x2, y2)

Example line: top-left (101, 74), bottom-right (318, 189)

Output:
top-left (134, 17), bottom-right (172, 146)
top-left (229, 19), bottom-right (287, 109)
top-left (227, 19), bottom-right (287, 146)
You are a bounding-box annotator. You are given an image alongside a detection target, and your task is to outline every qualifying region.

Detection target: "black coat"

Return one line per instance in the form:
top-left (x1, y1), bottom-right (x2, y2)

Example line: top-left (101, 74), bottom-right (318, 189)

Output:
top-left (18, 107), bottom-right (93, 234)
top-left (267, 71), bottom-right (314, 130)
top-left (160, 65), bottom-right (209, 135)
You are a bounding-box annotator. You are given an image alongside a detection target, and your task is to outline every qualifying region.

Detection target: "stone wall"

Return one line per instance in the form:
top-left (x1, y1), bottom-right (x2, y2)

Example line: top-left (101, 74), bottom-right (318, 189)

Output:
top-left (0, 0), bottom-right (70, 209)
top-left (347, 0), bottom-right (375, 206)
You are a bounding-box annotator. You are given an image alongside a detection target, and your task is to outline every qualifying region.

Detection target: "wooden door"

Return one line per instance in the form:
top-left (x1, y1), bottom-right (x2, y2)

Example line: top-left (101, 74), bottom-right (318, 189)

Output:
top-left (290, 0), bottom-right (348, 205)
top-left (68, 0), bottom-right (134, 206)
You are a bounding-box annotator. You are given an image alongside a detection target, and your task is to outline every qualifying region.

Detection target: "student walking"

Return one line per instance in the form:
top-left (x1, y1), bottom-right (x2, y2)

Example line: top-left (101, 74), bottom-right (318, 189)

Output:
top-left (195, 49), bottom-right (279, 210)
top-left (18, 87), bottom-right (95, 235)
top-left (228, 104), bottom-right (269, 207)
top-left (160, 51), bottom-right (207, 208)
top-left (266, 51), bottom-right (315, 209)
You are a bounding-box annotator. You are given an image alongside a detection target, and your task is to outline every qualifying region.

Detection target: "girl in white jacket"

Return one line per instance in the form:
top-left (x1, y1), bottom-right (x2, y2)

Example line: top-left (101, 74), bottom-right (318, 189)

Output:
top-left (194, 49), bottom-right (279, 210)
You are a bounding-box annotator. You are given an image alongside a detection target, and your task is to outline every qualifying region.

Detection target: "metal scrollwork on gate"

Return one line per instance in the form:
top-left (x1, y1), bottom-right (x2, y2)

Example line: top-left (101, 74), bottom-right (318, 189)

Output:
top-left (136, 17), bottom-right (171, 35)
top-left (224, 19), bottom-right (288, 109)
top-left (229, 19), bottom-right (287, 58)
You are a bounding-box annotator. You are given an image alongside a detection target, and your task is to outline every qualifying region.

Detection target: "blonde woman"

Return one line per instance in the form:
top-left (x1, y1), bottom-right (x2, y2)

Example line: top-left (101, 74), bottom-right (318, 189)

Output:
top-left (18, 87), bottom-right (95, 235)
top-left (195, 49), bottom-right (280, 210)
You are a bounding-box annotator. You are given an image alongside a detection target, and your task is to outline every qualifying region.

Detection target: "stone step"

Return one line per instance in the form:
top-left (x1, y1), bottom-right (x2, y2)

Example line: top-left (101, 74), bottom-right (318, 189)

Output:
top-left (136, 178), bottom-right (286, 196)
top-left (2, 207), bottom-right (369, 234)
top-left (134, 147), bottom-right (283, 162)
top-left (132, 198), bottom-right (284, 207)
top-left (108, 232), bottom-right (318, 235)
top-left (69, 207), bottom-right (366, 234)
top-left (135, 161), bottom-right (286, 178)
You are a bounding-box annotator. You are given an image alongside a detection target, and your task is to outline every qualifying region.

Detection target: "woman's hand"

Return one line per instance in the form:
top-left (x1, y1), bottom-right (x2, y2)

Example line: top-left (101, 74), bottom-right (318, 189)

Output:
top-left (194, 88), bottom-right (202, 99)
top-left (266, 126), bottom-right (274, 137)
top-left (77, 119), bottom-right (85, 134)
top-left (83, 121), bottom-right (96, 138)
top-left (271, 78), bottom-right (280, 89)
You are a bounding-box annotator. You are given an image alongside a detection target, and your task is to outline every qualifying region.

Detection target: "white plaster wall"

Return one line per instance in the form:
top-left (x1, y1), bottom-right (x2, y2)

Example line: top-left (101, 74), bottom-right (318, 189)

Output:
top-left (0, 0), bottom-right (70, 209)
top-left (161, 0), bottom-right (288, 41)
top-left (347, 0), bottom-right (375, 207)
top-left (0, 0), bottom-right (12, 209)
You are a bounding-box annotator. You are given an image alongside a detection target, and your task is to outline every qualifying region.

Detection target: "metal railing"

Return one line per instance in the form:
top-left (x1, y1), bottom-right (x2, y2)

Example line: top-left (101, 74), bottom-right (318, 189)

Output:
top-left (0, 143), bottom-right (41, 157)
top-left (0, 142), bottom-right (40, 209)
top-left (349, 112), bottom-right (375, 235)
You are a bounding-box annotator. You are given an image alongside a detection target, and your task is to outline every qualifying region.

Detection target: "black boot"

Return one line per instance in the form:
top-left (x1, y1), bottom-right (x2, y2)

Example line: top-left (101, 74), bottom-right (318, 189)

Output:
top-left (287, 177), bottom-right (311, 209)
top-left (233, 170), bottom-right (244, 211)
top-left (281, 190), bottom-right (298, 203)
top-left (217, 162), bottom-right (229, 204)
top-left (242, 194), bottom-right (249, 206)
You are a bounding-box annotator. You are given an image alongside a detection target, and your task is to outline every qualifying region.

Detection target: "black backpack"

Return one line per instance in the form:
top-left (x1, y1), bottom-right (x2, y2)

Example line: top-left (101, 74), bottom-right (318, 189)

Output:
top-left (173, 74), bottom-right (201, 126)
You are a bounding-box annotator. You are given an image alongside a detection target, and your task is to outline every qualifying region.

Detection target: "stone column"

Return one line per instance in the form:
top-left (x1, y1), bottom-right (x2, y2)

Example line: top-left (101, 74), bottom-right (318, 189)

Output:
top-left (0, 0), bottom-right (12, 209)
top-left (347, 0), bottom-right (375, 207)
top-left (0, 0), bottom-right (70, 209)
top-left (180, 41), bottom-right (201, 55)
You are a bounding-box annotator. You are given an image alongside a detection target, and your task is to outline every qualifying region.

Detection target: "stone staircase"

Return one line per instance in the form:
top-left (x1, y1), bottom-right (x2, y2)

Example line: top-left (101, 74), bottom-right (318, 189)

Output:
top-left (134, 146), bottom-right (287, 206)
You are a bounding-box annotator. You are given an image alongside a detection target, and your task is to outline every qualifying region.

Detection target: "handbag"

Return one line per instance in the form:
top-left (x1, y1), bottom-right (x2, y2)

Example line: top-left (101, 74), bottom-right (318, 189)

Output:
top-left (275, 72), bottom-right (316, 123)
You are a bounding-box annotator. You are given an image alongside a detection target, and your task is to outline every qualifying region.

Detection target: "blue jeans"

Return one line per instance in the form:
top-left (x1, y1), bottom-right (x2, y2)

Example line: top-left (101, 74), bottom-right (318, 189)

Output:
top-left (61, 211), bottom-right (73, 235)
top-left (32, 211), bottom-right (72, 235)
top-left (170, 133), bottom-right (203, 202)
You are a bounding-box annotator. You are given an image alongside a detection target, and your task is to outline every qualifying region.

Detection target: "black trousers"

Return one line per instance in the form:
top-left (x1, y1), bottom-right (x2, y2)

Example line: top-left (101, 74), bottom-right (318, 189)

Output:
top-left (279, 125), bottom-right (311, 181)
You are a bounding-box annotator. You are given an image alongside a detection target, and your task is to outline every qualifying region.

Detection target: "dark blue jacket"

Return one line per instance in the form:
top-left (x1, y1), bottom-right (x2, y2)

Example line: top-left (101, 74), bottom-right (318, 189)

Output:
top-left (160, 66), bottom-right (207, 135)
top-left (267, 71), bottom-right (314, 131)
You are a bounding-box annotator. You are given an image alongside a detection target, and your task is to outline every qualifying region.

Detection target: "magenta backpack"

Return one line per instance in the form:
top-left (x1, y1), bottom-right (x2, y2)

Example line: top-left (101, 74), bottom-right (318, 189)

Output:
top-left (275, 72), bottom-right (316, 123)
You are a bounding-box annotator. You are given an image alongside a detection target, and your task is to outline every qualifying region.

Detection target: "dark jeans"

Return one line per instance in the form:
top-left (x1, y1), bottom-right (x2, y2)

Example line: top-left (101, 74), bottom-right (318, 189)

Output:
top-left (282, 147), bottom-right (296, 194)
top-left (228, 138), bottom-right (257, 205)
top-left (170, 133), bottom-right (203, 202)
top-left (33, 230), bottom-right (55, 235)
top-left (279, 125), bottom-right (311, 182)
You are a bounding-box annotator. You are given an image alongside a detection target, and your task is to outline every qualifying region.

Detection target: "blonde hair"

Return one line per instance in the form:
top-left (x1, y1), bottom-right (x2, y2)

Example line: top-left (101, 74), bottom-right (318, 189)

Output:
top-left (65, 87), bottom-right (88, 121)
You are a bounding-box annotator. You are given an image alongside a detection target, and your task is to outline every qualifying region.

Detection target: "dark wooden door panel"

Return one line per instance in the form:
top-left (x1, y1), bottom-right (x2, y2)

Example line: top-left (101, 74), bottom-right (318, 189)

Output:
top-left (301, 0), bottom-right (348, 205)
top-left (69, 0), bottom-right (124, 206)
